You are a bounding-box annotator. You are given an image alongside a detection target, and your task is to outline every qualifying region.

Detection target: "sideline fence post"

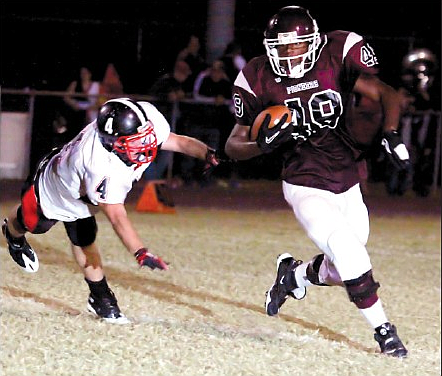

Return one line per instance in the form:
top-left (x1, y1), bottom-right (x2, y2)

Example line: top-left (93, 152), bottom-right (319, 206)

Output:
top-left (432, 111), bottom-right (441, 196)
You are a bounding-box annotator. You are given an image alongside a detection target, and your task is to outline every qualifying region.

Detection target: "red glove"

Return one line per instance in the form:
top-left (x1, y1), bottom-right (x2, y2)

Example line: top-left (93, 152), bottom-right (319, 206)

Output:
top-left (202, 147), bottom-right (221, 176)
top-left (134, 248), bottom-right (168, 270)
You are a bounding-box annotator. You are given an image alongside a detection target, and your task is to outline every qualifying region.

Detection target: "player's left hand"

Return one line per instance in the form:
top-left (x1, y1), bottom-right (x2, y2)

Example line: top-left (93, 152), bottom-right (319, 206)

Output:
top-left (381, 130), bottom-right (410, 171)
top-left (256, 113), bottom-right (294, 153)
top-left (134, 248), bottom-right (169, 270)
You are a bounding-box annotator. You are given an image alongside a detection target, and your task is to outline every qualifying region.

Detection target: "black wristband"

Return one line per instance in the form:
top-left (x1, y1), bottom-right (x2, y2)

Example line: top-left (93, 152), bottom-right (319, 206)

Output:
top-left (134, 247), bottom-right (147, 258)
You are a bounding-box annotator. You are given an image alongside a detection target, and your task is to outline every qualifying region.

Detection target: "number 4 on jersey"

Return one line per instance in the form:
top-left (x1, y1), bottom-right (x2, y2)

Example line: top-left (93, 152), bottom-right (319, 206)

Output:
top-left (96, 177), bottom-right (109, 200)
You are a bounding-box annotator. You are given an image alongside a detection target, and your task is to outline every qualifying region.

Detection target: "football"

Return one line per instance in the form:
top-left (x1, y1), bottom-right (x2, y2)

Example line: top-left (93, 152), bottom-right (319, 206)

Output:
top-left (249, 105), bottom-right (292, 141)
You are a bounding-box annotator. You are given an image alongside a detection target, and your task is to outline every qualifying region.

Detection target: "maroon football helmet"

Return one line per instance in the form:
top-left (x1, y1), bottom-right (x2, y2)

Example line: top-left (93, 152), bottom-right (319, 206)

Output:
top-left (264, 6), bottom-right (321, 78)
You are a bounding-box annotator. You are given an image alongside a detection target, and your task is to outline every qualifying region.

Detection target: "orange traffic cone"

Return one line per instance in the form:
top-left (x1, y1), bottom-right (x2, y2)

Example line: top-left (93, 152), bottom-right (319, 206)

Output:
top-left (136, 180), bottom-right (176, 214)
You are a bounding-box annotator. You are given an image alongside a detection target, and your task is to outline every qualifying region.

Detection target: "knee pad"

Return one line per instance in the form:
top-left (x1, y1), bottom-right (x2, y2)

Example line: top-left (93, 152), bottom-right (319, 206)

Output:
top-left (64, 217), bottom-right (97, 247)
top-left (344, 270), bottom-right (380, 309)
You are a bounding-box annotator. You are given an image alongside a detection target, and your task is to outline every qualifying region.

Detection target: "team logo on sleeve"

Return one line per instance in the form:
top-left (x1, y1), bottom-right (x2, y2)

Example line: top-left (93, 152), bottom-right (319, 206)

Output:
top-left (360, 44), bottom-right (378, 67)
top-left (233, 93), bottom-right (244, 118)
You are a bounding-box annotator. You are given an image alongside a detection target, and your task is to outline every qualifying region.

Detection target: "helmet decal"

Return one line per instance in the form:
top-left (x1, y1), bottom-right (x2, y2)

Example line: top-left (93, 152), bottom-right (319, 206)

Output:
top-left (104, 118), bottom-right (114, 134)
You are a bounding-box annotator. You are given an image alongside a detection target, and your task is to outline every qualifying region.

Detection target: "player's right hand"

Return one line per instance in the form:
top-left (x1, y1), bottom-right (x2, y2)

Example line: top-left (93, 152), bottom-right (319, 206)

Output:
top-left (134, 248), bottom-right (169, 270)
top-left (256, 113), bottom-right (294, 153)
top-left (202, 147), bottom-right (220, 176)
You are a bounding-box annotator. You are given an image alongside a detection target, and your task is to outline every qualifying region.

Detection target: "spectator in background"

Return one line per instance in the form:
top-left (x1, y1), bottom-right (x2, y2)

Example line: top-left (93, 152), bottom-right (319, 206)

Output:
top-left (98, 63), bottom-right (125, 107)
top-left (145, 60), bottom-right (193, 181)
top-left (63, 66), bottom-right (100, 131)
top-left (219, 40), bottom-right (247, 83)
top-left (193, 59), bottom-right (235, 154)
top-left (178, 60), bottom-right (235, 186)
top-left (149, 60), bottom-right (193, 102)
top-left (193, 60), bottom-right (232, 104)
top-left (176, 34), bottom-right (207, 94)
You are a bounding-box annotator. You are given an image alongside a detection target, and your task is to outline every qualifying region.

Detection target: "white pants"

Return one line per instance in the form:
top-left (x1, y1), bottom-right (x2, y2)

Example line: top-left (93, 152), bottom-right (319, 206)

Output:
top-left (282, 182), bottom-right (371, 281)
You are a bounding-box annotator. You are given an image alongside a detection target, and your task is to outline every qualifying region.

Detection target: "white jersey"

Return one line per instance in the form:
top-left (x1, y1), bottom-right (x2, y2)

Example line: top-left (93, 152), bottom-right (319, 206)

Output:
top-left (38, 101), bottom-right (170, 221)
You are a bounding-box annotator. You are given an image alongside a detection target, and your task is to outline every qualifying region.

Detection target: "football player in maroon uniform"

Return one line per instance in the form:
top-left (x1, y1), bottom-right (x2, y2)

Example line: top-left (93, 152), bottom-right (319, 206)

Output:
top-left (225, 6), bottom-right (409, 357)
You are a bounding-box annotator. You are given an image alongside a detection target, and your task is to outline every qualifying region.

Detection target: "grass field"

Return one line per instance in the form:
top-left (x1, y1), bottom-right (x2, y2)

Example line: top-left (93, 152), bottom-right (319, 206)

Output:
top-left (1, 180), bottom-right (440, 376)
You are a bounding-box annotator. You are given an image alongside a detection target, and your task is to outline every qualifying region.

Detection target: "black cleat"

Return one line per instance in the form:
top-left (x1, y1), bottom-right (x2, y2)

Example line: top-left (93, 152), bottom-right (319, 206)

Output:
top-left (2, 218), bottom-right (39, 273)
top-left (265, 253), bottom-right (306, 316)
top-left (87, 291), bottom-right (130, 324)
top-left (374, 322), bottom-right (408, 358)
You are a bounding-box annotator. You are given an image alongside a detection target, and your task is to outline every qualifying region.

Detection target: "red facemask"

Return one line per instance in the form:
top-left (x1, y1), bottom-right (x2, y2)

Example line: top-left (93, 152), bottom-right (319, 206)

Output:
top-left (113, 124), bottom-right (158, 166)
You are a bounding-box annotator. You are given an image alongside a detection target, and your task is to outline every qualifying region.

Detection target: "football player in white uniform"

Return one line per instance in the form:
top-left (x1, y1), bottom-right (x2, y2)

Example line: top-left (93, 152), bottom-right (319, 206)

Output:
top-left (2, 98), bottom-right (219, 324)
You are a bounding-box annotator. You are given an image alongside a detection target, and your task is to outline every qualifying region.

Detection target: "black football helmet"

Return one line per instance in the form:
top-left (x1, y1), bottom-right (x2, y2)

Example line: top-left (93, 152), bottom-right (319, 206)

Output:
top-left (96, 98), bottom-right (157, 166)
top-left (264, 6), bottom-right (321, 78)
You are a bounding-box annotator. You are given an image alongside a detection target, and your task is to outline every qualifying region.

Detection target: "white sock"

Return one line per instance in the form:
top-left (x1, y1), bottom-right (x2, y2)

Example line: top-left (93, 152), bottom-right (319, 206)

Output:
top-left (359, 299), bottom-right (389, 329)
top-left (294, 262), bottom-right (314, 288)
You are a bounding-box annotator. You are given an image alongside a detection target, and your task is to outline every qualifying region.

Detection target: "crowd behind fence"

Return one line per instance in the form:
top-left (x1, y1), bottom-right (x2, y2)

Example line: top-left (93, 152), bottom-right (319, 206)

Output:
top-left (0, 88), bottom-right (440, 196)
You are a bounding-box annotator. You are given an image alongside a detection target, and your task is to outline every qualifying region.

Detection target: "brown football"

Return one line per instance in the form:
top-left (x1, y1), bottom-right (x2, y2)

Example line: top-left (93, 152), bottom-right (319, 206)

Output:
top-left (250, 105), bottom-right (292, 141)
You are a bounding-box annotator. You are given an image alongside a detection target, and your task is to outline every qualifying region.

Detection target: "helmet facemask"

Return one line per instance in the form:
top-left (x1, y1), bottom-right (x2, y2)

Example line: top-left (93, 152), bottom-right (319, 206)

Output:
top-left (264, 30), bottom-right (321, 78)
top-left (113, 123), bottom-right (158, 166)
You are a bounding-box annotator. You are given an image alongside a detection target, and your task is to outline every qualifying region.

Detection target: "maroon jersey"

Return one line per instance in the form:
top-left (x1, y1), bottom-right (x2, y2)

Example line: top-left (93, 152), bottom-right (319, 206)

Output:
top-left (233, 30), bottom-right (380, 193)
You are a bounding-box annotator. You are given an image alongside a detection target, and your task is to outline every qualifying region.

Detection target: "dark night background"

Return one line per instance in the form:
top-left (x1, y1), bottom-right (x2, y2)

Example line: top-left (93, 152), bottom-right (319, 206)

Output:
top-left (1, 0), bottom-right (441, 95)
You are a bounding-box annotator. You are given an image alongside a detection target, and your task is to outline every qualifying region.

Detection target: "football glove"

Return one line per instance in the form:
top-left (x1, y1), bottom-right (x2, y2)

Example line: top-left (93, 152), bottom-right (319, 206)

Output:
top-left (256, 113), bottom-right (294, 153)
top-left (134, 248), bottom-right (168, 270)
top-left (202, 147), bottom-right (223, 176)
top-left (381, 130), bottom-right (410, 171)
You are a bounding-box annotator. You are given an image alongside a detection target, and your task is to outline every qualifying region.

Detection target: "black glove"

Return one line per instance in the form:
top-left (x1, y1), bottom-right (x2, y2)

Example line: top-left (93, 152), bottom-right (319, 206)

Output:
top-left (381, 130), bottom-right (410, 171)
top-left (256, 113), bottom-right (294, 153)
top-left (134, 248), bottom-right (168, 270)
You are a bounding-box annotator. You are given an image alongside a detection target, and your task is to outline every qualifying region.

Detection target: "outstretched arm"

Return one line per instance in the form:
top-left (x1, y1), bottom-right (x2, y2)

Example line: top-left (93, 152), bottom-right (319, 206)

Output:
top-left (161, 132), bottom-right (210, 159)
top-left (161, 132), bottom-right (221, 172)
top-left (99, 202), bottom-right (143, 253)
top-left (99, 202), bottom-right (168, 270)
